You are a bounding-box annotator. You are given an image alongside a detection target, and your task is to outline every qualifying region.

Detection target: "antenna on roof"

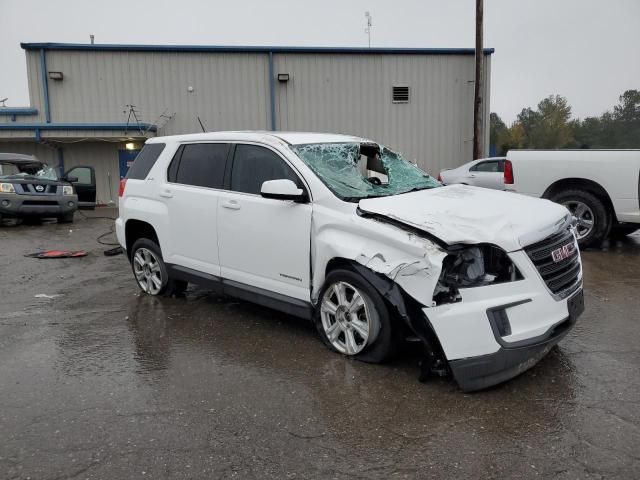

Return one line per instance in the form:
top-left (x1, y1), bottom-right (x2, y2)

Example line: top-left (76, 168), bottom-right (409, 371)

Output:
top-left (197, 116), bottom-right (207, 133)
top-left (90, 34), bottom-right (95, 45)
top-left (364, 11), bottom-right (372, 48)
top-left (0, 98), bottom-right (8, 107)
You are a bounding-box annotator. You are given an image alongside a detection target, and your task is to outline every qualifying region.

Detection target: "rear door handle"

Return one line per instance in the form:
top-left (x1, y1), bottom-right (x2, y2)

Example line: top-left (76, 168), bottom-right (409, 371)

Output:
top-left (159, 190), bottom-right (173, 198)
top-left (221, 200), bottom-right (241, 210)
top-left (468, 174), bottom-right (476, 178)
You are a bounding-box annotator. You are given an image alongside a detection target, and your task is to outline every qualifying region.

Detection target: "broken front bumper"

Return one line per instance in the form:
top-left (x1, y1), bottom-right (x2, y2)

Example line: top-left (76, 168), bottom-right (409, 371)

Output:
top-left (448, 290), bottom-right (582, 392)
top-left (424, 250), bottom-right (584, 392)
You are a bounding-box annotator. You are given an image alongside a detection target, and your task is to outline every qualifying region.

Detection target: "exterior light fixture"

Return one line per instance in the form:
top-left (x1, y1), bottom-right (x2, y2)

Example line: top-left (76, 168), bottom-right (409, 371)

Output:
top-left (277, 73), bottom-right (290, 83)
top-left (48, 71), bottom-right (63, 81)
top-left (125, 142), bottom-right (136, 150)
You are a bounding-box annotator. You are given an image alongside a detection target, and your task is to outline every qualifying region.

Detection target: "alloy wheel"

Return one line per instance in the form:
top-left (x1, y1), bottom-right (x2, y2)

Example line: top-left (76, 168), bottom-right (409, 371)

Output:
top-left (320, 281), bottom-right (380, 355)
top-left (562, 200), bottom-right (595, 240)
top-left (133, 247), bottom-right (163, 295)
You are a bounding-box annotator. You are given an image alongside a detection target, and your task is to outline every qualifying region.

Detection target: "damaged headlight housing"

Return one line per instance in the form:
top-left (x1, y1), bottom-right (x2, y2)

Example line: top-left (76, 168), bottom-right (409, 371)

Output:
top-left (433, 245), bottom-right (522, 305)
top-left (0, 183), bottom-right (16, 193)
top-left (62, 185), bottom-right (74, 196)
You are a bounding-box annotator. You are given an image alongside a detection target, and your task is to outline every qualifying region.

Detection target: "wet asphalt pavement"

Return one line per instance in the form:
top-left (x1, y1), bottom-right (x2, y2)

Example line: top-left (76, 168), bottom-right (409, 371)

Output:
top-left (1, 210), bottom-right (639, 479)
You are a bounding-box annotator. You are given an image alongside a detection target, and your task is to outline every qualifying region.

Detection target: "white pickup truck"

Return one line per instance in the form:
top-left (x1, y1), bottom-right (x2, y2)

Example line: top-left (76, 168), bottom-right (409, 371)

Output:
top-left (505, 150), bottom-right (640, 247)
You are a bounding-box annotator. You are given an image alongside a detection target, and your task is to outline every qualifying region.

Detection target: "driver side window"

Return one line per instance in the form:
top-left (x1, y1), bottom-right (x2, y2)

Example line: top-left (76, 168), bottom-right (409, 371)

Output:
top-left (231, 144), bottom-right (302, 195)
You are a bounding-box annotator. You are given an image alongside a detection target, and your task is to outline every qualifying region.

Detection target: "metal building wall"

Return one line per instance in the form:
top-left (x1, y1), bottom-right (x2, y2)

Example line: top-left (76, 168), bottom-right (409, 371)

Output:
top-left (273, 53), bottom-right (490, 174)
top-left (42, 50), bottom-right (271, 133)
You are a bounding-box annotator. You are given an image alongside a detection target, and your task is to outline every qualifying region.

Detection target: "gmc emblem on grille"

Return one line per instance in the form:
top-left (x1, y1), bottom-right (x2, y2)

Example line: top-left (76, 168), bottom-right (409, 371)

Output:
top-left (551, 243), bottom-right (576, 263)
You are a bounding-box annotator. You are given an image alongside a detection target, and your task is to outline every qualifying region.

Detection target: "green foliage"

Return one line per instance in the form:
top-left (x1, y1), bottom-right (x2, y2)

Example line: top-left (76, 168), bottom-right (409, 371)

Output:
top-left (491, 90), bottom-right (640, 155)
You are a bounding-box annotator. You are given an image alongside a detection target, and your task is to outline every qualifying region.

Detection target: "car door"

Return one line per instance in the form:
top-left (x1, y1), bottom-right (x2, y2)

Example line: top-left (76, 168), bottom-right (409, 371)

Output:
top-left (467, 160), bottom-right (504, 189)
top-left (65, 166), bottom-right (96, 208)
top-left (160, 142), bottom-right (230, 276)
top-left (217, 143), bottom-right (312, 301)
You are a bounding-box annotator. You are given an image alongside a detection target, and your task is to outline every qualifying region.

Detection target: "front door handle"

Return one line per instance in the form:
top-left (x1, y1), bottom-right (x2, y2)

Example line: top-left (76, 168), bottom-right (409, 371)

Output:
top-left (221, 200), bottom-right (241, 210)
top-left (468, 174), bottom-right (477, 178)
top-left (159, 190), bottom-right (173, 198)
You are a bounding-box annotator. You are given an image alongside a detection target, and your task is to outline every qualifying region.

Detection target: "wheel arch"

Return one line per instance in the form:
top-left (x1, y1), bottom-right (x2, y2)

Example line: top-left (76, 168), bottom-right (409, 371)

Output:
top-left (125, 219), bottom-right (160, 260)
top-left (322, 257), bottom-right (446, 363)
top-left (542, 177), bottom-right (617, 223)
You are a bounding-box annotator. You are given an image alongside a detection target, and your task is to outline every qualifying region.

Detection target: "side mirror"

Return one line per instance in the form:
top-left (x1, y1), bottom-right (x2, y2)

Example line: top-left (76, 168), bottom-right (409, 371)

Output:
top-left (260, 179), bottom-right (308, 202)
top-left (63, 176), bottom-right (78, 183)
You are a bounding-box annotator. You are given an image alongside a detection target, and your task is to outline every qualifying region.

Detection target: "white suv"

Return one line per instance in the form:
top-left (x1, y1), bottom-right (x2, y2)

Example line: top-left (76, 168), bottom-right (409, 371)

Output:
top-left (116, 132), bottom-right (584, 391)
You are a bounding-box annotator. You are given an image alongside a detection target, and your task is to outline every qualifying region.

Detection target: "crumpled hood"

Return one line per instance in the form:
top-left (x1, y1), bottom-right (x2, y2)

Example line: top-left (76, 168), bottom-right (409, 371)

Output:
top-left (358, 184), bottom-right (570, 252)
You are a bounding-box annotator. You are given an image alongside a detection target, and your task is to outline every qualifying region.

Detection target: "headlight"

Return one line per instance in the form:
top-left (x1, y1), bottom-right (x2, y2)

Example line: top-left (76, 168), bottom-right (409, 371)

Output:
top-left (433, 245), bottom-right (522, 305)
top-left (0, 183), bottom-right (16, 193)
top-left (63, 185), bottom-right (74, 195)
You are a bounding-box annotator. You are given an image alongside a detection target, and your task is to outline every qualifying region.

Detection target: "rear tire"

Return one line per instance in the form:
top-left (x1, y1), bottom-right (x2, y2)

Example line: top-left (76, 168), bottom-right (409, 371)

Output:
top-left (551, 189), bottom-right (611, 248)
top-left (130, 238), bottom-right (185, 297)
top-left (315, 268), bottom-right (398, 363)
top-left (58, 212), bottom-right (74, 223)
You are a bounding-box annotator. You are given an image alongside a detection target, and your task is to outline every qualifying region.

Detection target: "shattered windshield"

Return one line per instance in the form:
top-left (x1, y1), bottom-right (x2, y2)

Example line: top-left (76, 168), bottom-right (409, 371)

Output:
top-left (0, 162), bottom-right (58, 181)
top-left (291, 142), bottom-right (440, 201)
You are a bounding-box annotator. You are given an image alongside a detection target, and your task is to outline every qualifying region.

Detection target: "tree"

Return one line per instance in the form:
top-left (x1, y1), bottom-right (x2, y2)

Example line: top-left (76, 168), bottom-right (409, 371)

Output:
top-left (491, 89), bottom-right (640, 154)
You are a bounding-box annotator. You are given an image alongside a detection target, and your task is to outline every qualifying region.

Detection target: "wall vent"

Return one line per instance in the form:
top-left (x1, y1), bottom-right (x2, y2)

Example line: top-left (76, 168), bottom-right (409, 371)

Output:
top-left (392, 85), bottom-right (410, 103)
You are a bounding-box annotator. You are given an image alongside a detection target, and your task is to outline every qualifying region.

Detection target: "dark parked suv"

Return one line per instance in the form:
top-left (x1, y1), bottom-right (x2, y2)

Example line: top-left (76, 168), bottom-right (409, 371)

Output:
top-left (0, 153), bottom-right (94, 224)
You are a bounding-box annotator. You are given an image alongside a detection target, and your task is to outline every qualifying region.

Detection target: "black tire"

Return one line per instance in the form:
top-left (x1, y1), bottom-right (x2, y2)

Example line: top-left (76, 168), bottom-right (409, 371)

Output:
top-left (609, 225), bottom-right (639, 239)
top-left (551, 189), bottom-right (611, 248)
top-left (130, 238), bottom-right (186, 297)
top-left (57, 212), bottom-right (74, 223)
top-left (314, 268), bottom-right (398, 364)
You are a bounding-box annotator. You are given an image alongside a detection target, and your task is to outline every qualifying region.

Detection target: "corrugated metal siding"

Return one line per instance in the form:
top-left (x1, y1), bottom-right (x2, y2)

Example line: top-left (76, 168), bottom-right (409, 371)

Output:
top-left (44, 51), bottom-right (271, 134)
top-left (0, 142), bottom-right (58, 164)
top-left (0, 52), bottom-right (45, 125)
top-left (62, 142), bottom-right (121, 205)
top-left (273, 53), bottom-right (490, 174)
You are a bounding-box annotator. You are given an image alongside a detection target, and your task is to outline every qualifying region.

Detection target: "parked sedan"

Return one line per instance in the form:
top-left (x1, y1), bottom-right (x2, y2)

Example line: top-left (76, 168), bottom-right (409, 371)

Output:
top-left (439, 157), bottom-right (506, 190)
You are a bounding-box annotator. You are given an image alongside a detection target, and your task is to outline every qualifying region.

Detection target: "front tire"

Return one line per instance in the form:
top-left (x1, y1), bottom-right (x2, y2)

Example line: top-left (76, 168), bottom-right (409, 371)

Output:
top-left (551, 189), bottom-right (611, 248)
top-left (315, 268), bottom-right (398, 363)
top-left (130, 238), bottom-right (186, 296)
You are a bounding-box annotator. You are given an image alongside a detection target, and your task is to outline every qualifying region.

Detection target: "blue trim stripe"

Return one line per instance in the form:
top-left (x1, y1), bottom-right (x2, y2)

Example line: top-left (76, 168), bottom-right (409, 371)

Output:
top-left (0, 108), bottom-right (38, 116)
top-left (39, 49), bottom-right (51, 123)
top-left (22, 42), bottom-right (495, 55)
top-left (0, 123), bottom-right (157, 132)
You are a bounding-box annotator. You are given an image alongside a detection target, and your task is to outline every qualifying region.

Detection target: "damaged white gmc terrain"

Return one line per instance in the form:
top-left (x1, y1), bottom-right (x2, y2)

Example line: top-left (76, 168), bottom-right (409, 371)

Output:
top-left (116, 132), bottom-right (585, 391)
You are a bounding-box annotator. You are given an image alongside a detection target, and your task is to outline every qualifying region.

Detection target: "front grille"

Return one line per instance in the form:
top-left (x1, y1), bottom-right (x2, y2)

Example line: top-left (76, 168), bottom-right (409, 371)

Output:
top-left (524, 228), bottom-right (581, 298)
top-left (17, 184), bottom-right (58, 195)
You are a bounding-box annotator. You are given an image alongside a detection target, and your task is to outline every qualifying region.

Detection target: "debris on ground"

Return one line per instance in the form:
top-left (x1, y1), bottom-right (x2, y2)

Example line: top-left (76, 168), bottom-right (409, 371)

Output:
top-left (24, 250), bottom-right (88, 259)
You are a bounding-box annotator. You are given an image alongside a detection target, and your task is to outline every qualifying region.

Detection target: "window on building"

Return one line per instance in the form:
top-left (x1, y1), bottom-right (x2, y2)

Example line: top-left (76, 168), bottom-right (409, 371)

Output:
top-left (127, 143), bottom-right (165, 180)
top-left (231, 144), bottom-right (301, 195)
top-left (171, 143), bottom-right (229, 189)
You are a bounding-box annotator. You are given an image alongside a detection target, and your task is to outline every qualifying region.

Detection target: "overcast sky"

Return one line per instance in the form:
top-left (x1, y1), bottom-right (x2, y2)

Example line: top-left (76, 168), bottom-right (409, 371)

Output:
top-left (1, 0), bottom-right (638, 123)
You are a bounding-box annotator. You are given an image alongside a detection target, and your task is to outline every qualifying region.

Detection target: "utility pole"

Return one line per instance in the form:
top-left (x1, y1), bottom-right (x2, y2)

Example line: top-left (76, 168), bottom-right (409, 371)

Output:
top-left (473, 0), bottom-right (483, 159)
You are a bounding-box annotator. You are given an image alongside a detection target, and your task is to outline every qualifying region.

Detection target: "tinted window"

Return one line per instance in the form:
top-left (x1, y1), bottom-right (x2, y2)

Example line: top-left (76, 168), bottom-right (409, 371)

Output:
top-left (470, 160), bottom-right (500, 173)
top-left (173, 143), bottom-right (229, 189)
top-left (127, 143), bottom-right (165, 180)
top-left (231, 145), bottom-right (301, 195)
top-left (67, 167), bottom-right (92, 185)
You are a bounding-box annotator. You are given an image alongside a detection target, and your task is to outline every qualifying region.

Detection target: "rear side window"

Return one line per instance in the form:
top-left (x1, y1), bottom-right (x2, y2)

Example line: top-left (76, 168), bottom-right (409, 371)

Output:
top-left (470, 160), bottom-right (501, 173)
top-left (127, 143), bottom-right (166, 180)
top-left (231, 144), bottom-right (301, 195)
top-left (170, 143), bottom-right (229, 189)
